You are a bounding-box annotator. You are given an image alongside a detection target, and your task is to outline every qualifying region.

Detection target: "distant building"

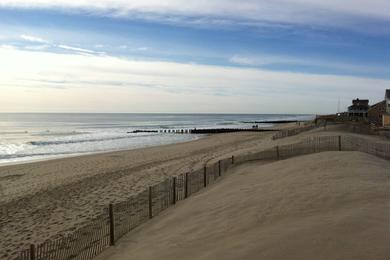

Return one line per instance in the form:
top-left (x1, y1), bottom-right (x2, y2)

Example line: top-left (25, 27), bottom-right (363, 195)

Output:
top-left (367, 89), bottom-right (390, 127)
top-left (384, 90), bottom-right (390, 126)
top-left (368, 100), bottom-right (386, 126)
top-left (386, 89), bottom-right (390, 113)
top-left (348, 98), bottom-right (369, 117)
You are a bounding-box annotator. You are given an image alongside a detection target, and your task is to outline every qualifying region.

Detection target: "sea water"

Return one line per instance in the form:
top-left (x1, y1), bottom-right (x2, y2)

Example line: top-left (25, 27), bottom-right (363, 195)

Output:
top-left (0, 113), bottom-right (313, 164)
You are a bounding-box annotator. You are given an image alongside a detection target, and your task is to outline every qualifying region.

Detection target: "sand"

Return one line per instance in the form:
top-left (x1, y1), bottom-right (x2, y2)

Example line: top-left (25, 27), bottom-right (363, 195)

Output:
top-left (0, 130), bottom-right (278, 259)
top-left (0, 123), bottom-right (388, 259)
top-left (96, 151), bottom-right (390, 260)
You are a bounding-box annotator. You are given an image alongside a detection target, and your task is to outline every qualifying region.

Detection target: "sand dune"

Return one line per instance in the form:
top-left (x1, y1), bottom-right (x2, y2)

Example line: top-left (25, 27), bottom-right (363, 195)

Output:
top-left (96, 151), bottom-right (390, 260)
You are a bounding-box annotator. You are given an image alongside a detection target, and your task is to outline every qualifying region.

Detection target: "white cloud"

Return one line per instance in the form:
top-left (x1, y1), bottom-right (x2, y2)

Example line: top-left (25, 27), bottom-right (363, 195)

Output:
top-left (229, 55), bottom-right (298, 66)
top-left (24, 44), bottom-right (51, 51)
top-left (1, 1), bottom-right (389, 31)
top-left (18, 35), bottom-right (104, 55)
top-left (20, 34), bottom-right (48, 43)
top-left (0, 46), bottom-right (388, 113)
top-left (57, 44), bottom-right (105, 55)
top-left (0, 44), bottom-right (17, 50)
top-left (136, 47), bottom-right (149, 51)
top-left (229, 54), bottom-right (389, 76)
top-left (229, 56), bottom-right (256, 66)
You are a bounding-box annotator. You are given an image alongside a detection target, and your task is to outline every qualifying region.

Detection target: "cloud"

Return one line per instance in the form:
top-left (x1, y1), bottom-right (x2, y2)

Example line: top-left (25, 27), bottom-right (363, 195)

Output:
top-left (229, 54), bottom-right (390, 76)
top-left (18, 35), bottom-right (105, 55)
top-left (57, 44), bottom-right (105, 55)
top-left (0, 45), bottom-right (388, 113)
top-left (229, 56), bottom-right (256, 66)
top-left (229, 55), bottom-right (298, 66)
top-left (136, 47), bottom-right (149, 51)
top-left (24, 44), bottom-right (51, 51)
top-left (1, 1), bottom-right (389, 32)
top-left (0, 44), bottom-right (17, 50)
top-left (20, 34), bottom-right (48, 43)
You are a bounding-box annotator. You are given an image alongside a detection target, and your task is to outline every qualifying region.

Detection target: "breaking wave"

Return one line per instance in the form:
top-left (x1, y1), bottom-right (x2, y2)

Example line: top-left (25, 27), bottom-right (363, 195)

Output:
top-left (29, 134), bottom-right (156, 146)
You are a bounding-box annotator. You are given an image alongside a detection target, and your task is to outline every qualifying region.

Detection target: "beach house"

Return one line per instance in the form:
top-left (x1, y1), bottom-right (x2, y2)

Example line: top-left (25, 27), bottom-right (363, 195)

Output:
top-left (368, 100), bottom-right (386, 126)
top-left (383, 90), bottom-right (390, 126)
top-left (348, 98), bottom-right (369, 118)
top-left (368, 89), bottom-right (390, 127)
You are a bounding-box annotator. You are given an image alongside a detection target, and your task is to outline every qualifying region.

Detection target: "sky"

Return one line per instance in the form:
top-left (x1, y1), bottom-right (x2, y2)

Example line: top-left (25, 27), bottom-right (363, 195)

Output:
top-left (0, 0), bottom-right (389, 114)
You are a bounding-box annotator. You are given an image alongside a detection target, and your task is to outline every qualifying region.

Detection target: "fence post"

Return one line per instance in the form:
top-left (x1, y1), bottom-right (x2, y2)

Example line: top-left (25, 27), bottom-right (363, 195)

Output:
top-left (276, 145), bottom-right (280, 160)
top-left (218, 160), bottom-right (221, 177)
top-left (30, 244), bottom-right (35, 260)
top-left (109, 204), bottom-right (115, 246)
top-left (148, 186), bottom-right (153, 219)
top-left (203, 166), bottom-right (207, 187)
top-left (231, 155), bottom-right (234, 164)
top-left (185, 172), bottom-right (189, 199)
top-left (338, 135), bottom-right (342, 151)
top-left (172, 177), bottom-right (177, 205)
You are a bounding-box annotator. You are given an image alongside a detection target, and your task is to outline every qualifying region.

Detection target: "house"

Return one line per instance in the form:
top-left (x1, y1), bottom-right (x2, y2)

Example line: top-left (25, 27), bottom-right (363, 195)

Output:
top-left (368, 100), bottom-right (386, 126)
top-left (348, 98), bottom-right (369, 117)
top-left (383, 90), bottom-right (390, 126)
top-left (367, 89), bottom-right (390, 127)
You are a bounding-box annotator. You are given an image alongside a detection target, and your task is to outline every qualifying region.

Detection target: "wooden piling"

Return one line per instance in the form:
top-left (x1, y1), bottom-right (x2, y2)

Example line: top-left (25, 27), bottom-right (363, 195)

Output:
top-left (338, 136), bottom-right (342, 151)
top-left (108, 204), bottom-right (115, 246)
top-left (148, 186), bottom-right (153, 219)
top-left (30, 244), bottom-right (35, 260)
top-left (231, 155), bottom-right (234, 164)
top-left (185, 172), bottom-right (189, 198)
top-left (218, 160), bottom-right (221, 176)
top-left (172, 177), bottom-right (177, 205)
top-left (203, 166), bottom-right (207, 187)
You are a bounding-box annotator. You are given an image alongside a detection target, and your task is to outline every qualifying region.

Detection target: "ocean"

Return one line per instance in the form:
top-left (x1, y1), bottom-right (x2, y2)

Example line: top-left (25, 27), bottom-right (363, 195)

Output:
top-left (0, 113), bottom-right (313, 164)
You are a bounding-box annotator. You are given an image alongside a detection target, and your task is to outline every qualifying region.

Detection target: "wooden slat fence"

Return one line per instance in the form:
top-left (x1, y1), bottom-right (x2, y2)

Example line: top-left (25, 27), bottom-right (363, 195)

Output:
top-left (175, 173), bottom-right (186, 202)
top-left (19, 210), bottom-right (111, 260)
top-left (273, 124), bottom-right (318, 140)
top-left (112, 189), bottom-right (149, 241)
top-left (341, 136), bottom-right (390, 160)
top-left (150, 178), bottom-right (174, 218)
top-left (220, 158), bottom-right (232, 176)
top-left (205, 162), bottom-right (219, 186)
top-left (186, 168), bottom-right (205, 197)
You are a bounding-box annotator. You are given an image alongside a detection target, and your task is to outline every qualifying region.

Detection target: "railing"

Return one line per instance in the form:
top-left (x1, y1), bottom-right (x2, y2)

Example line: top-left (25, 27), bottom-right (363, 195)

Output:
top-left (15, 135), bottom-right (390, 260)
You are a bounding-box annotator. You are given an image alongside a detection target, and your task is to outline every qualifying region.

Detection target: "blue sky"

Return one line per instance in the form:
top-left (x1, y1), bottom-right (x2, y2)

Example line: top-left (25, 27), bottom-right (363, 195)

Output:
top-left (0, 1), bottom-right (389, 113)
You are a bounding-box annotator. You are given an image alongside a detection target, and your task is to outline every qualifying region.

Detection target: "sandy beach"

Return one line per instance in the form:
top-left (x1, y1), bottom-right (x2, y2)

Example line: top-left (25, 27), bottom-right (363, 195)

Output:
top-left (1, 1), bottom-right (388, 258)
top-left (0, 124), bottom-right (389, 259)
top-left (96, 151), bottom-right (390, 260)
top-left (1, 124), bottom-right (287, 259)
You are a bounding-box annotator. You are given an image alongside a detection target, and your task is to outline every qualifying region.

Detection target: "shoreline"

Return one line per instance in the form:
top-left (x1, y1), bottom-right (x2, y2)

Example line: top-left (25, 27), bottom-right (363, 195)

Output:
top-left (0, 134), bottom-right (204, 167)
top-left (0, 122), bottom-right (297, 168)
